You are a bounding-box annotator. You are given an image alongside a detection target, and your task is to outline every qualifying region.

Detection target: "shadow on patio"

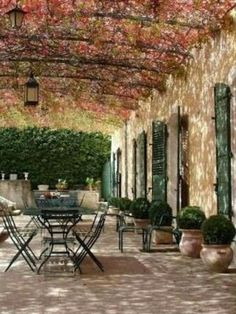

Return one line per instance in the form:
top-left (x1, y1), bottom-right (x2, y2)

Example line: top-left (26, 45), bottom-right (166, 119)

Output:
top-left (0, 215), bottom-right (236, 314)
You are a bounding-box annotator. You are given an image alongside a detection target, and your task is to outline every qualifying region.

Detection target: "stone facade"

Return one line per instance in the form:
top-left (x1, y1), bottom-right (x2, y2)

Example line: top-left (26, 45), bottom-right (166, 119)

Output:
top-left (112, 22), bottom-right (236, 220)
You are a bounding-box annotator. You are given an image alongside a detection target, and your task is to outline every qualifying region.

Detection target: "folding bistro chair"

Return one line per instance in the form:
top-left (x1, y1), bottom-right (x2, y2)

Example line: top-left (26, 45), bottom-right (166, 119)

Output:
top-left (73, 212), bottom-right (106, 272)
top-left (1, 207), bottom-right (38, 272)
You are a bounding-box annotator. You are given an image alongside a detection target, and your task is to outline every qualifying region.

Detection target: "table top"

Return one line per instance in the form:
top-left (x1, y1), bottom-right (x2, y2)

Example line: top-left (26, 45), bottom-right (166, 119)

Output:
top-left (24, 207), bottom-right (80, 216)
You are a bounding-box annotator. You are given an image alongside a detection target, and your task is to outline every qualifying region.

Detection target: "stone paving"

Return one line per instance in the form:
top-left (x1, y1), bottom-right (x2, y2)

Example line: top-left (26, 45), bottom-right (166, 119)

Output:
top-left (0, 215), bottom-right (236, 314)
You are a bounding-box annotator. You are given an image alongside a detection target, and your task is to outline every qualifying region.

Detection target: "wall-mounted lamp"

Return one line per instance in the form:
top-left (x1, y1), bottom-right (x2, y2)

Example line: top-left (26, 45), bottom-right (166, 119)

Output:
top-left (24, 73), bottom-right (39, 106)
top-left (6, 4), bottom-right (26, 29)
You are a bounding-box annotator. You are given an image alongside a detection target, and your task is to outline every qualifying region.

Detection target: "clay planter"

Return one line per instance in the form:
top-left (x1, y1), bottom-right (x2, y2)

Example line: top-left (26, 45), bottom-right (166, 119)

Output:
top-left (108, 206), bottom-right (120, 215)
top-left (154, 226), bottom-right (173, 244)
top-left (179, 229), bottom-right (203, 258)
top-left (134, 219), bottom-right (151, 229)
top-left (38, 184), bottom-right (49, 191)
top-left (200, 244), bottom-right (233, 273)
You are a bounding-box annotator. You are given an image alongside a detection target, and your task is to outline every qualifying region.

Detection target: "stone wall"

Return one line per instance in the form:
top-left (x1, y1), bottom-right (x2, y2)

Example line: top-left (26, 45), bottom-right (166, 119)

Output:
top-left (0, 180), bottom-right (35, 209)
top-left (112, 24), bottom-right (236, 218)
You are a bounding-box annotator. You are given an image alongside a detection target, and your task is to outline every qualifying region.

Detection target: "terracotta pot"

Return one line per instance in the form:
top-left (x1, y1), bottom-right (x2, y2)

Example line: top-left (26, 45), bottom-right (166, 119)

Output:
top-left (108, 206), bottom-right (120, 215)
top-left (200, 244), bottom-right (233, 273)
top-left (134, 219), bottom-right (151, 229)
top-left (154, 226), bottom-right (173, 244)
top-left (179, 229), bottom-right (203, 258)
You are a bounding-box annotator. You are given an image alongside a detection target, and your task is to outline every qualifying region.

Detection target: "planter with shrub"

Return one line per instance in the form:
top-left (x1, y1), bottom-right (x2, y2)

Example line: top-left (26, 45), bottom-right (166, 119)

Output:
top-left (108, 197), bottom-right (121, 214)
top-left (177, 206), bottom-right (206, 258)
top-left (149, 200), bottom-right (173, 244)
top-left (130, 198), bottom-right (151, 228)
top-left (200, 215), bottom-right (236, 272)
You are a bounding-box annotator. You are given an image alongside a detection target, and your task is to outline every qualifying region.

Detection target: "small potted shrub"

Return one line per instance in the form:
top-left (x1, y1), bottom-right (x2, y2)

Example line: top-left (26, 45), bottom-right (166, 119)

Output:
top-left (119, 197), bottom-right (133, 225)
top-left (119, 197), bottom-right (132, 213)
top-left (200, 215), bottom-right (236, 272)
top-left (149, 200), bottom-right (173, 244)
top-left (177, 206), bottom-right (206, 258)
top-left (108, 197), bottom-right (121, 214)
top-left (130, 198), bottom-right (150, 228)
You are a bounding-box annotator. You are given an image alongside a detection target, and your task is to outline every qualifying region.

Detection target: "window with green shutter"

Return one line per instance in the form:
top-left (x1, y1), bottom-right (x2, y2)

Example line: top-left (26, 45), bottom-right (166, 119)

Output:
top-left (214, 83), bottom-right (232, 218)
top-left (152, 121), bottom-right (167, 201)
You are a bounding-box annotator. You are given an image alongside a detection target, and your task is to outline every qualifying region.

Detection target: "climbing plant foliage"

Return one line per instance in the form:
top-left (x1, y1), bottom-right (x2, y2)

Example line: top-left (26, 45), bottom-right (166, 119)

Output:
top-left (0, 127), bottom-right (111, 189)
top-left (0, 1), bottom-right (235, 131)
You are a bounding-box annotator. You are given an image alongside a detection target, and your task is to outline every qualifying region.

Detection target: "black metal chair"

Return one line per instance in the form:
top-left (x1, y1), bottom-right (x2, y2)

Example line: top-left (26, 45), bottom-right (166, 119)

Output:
top-left (37, 209), bottom-right (81, 274)
top-left (145, 215), bottom-right (181, 252)
top-left (1, 208), bottom-right (38, 272)
top-left (117, 213), bottom-right (148, 252)
top-left (73, 212), bottom-right (106, 272)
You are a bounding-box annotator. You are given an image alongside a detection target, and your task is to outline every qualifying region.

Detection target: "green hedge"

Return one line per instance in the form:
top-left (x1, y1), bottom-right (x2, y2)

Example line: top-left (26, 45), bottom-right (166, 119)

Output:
top-left (0, 127), bottom-right (111, 189)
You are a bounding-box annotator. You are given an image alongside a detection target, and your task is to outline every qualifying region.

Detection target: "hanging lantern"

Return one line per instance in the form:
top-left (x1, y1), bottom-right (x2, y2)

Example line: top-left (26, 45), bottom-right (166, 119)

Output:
top-left (6, 4), bottom-right (26, 29)
top-left (24, 73), bottom-right (39, 106)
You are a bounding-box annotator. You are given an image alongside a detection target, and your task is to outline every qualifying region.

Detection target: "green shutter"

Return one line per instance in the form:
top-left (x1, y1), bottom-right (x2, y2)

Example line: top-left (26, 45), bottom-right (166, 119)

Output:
top-left (102, 160), bottom-right (111, 201)
top-left (132, 139), bottom-right (137, 198)
top-left (117, 148), bottom-right (122, 197)
top-left (137, 131), bottom-right (147, 198)
top-left (112, 152), bottom-right (116, 196)
top-left (214, 83), bottom-right (232, 218)
top-left (152, 121), bottom-right (167, 201)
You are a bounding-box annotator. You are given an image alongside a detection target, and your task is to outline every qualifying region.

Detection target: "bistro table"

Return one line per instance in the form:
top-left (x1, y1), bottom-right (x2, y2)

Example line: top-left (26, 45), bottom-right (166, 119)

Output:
top-left (24, 207), bottom-right (105, 274)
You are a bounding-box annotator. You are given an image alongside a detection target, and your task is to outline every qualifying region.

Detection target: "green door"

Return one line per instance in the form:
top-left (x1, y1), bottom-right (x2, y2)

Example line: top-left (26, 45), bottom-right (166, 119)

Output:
top-left (214, 83), bottom-right (232, 218)
top-left (152, 121), bottom-right (167, 201)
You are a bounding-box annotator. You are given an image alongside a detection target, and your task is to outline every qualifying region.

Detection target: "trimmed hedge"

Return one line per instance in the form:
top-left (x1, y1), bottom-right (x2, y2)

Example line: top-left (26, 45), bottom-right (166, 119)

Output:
top-left (0, 127), bottom-right (110, 189)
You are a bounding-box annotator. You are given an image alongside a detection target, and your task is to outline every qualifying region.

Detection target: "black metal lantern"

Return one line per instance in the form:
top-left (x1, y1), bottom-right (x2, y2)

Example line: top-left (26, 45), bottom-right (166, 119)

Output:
top-left (6, 4), bottom-right (26, 29)
top-left (24, 73), bottom-right (39, 106)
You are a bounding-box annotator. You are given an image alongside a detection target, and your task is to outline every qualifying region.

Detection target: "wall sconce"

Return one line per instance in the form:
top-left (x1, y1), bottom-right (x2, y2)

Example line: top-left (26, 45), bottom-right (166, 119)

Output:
top-left (6, 3), bottom-right (26, 29)
top-left (24, 73), bottom-right (39, 106)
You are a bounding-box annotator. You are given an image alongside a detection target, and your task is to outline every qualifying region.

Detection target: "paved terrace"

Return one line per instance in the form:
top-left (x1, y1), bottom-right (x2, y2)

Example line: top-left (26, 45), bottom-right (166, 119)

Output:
top-left (0, 215), bottom-right (236, 314)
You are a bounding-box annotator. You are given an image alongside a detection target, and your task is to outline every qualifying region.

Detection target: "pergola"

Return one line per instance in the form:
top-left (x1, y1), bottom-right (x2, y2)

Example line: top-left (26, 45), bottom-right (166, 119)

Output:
top-left (0, 0), bottom-right (235, 133)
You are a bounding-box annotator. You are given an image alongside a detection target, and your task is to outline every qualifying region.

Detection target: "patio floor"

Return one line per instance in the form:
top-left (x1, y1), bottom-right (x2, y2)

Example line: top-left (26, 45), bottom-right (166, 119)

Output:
top-left (0, 215), bottom-right (236, 314)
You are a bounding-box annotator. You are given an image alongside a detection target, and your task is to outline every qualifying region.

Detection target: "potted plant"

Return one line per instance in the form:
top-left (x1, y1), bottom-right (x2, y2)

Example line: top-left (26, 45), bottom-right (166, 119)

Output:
top-left (130, 198), bottom-right (151, 228)
top-left (55, 179), bottom-right (68, 191)
top-left (108, 197), bottom-right (121, 214)
top-left (38, 184), bottom-right (49, 191)
top-left (149, 200), bottom-right (173, 244)
top-left (119, 197), bottom-right (133, 225)
top-left (85, 177), bottom-right (94, 191)
top-left (119, 197), bottom-right (132, 213)
top-left (177, 206), bottom-right (206, 258)
top-left (200, 215), bottom-right (236, 272)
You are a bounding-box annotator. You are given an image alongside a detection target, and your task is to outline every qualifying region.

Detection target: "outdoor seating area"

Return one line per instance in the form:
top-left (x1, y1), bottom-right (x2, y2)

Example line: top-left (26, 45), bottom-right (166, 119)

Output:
top-left (0, 212), bottom-right (236, 313)
top-left (1, 1), bottom-right (236, 313)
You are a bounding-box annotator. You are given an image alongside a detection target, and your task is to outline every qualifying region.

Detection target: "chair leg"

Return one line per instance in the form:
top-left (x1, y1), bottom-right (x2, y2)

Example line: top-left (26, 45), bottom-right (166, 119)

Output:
top-left (5, 235), bottom-right (37, 272)
top-left (120, 231), bottom-right (124, 253)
